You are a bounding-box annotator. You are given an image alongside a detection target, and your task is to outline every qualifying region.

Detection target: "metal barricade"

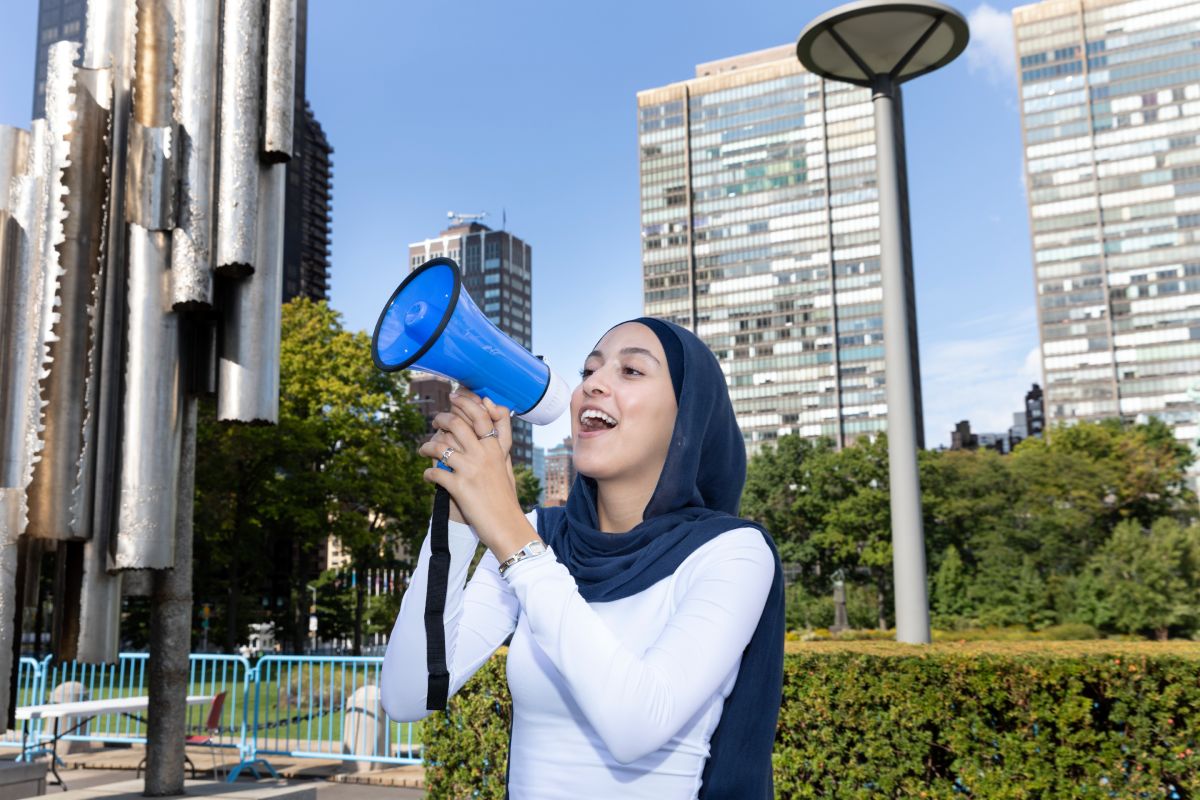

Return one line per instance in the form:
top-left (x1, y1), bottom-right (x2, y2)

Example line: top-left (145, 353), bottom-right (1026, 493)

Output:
top-left (247, 655), bottom-right (421, 770)
top-left (0, 656), bottom-right (50, 752)
top-left (6, 651), bottom-right (420, 779)
top-left (37, 653), bottom-right (251, 749)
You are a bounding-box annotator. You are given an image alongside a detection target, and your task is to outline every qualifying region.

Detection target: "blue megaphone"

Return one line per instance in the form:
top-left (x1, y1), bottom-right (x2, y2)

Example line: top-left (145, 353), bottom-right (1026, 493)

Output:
top-left (371, 258), bottom-right (570, 425)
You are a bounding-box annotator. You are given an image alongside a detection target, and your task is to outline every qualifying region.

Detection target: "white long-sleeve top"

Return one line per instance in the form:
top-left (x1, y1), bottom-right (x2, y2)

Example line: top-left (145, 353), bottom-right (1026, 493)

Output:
top-left (380, 509), bottom-right (774, 800)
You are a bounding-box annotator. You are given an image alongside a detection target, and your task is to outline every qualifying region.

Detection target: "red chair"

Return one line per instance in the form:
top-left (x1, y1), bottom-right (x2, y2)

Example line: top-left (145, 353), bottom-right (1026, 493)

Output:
top-left (186, 692), bottom-right (228, 778)
top-left (136, 691), bottom-right (227, 780)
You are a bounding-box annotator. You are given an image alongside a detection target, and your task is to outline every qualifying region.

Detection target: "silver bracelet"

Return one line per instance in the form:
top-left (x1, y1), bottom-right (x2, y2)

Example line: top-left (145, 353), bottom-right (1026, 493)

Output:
top-left (498, 540), bottom-right (549, 576)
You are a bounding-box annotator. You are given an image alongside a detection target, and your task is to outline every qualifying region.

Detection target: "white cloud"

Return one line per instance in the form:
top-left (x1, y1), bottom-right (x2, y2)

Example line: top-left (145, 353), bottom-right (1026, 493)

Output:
top-left (920, 307), bottom-right (1042, 447)
top-left (966, 4), bottom-right (1017, 87)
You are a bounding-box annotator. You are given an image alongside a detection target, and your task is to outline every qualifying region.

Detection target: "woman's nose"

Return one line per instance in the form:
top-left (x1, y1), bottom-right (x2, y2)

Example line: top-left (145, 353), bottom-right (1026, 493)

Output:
top-left (582, 371), bottom-right (608, 396)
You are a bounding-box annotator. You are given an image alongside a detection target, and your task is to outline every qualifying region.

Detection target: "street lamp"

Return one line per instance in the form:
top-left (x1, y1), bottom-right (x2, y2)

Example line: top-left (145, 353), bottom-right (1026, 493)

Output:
top-left (797, 0), bottom-right (969, 644)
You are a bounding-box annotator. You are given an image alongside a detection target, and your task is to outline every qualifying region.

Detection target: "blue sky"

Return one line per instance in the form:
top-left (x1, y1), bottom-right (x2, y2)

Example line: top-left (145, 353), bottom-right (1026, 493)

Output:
top-left (0, 1), bottom-right (1040, 450)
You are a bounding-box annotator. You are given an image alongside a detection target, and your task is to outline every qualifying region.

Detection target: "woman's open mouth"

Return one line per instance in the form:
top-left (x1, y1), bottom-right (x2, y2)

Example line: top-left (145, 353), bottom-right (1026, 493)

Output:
top-left (578, 408), bottom-right (618, 437)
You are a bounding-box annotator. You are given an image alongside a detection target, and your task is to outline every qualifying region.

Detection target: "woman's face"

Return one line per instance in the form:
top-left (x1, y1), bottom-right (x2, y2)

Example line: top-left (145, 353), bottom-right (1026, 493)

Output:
top-left (571, 322), bottom-right (678, 484)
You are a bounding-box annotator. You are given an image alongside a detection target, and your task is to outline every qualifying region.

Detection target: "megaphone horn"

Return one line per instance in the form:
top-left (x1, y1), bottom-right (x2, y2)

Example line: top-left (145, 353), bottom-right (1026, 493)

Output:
top-left (371, 258), bottom-right (570, 425)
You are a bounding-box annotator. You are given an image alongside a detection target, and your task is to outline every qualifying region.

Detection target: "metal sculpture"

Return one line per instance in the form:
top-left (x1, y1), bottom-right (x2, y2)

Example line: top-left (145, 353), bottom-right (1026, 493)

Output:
top-left (0, 0), bottom-right (294, 725)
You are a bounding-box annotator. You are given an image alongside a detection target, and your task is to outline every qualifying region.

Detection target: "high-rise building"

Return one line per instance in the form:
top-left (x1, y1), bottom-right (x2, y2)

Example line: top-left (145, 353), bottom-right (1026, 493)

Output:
top-left (407, 221), bottom-right (535, 467)
top-left (33, 0), bottom-right (333, 305)
top-left (1014, 0), bottom-right (1200, 446)
top-left (282, 0), bottom-right (334, 303)
top-left (543, 437), bottom-right (575, 507)
top-left (638, 45), bottom-right (922, 453)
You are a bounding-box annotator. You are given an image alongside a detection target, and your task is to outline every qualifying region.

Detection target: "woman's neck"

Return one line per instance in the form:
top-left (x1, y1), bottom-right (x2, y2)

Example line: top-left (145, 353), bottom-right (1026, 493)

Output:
top-left (594, 477), bottom-right (656, 533)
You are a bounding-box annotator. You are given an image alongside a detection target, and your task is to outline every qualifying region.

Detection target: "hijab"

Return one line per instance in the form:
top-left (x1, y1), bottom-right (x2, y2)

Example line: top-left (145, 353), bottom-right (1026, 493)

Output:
top-left (535, 317), bottom-right (784, 799)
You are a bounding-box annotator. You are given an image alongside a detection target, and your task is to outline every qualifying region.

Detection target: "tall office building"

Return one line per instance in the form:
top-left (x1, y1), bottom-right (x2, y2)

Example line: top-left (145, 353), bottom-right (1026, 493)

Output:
top-left (638, 45), bottom-right (921, 453)
top-left (33, 0), bottom-right (333, 304)
top-left (408, 221), bottom-right (535, 467)
top-left (1014, 0), bottom-right (1200, 446)
top-left (282, 0), bottom-right (334, 303)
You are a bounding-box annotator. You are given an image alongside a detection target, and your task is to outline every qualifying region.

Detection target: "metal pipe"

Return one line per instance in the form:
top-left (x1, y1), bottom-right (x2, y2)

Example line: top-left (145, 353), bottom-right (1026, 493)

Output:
top-left (262, 0), bottom-right (297, 163)
top-left (74, 536), bottom-right (122, 663)
top-left (0, 123), bottom-right (30, 733)
top-left (114, 225), bottom-right (182, 571)
top-left (170, 0), bottom-right (220, 310)
top-left (872, 77), bottom-right (930, 644)
top-left (132, 0), bottom-right (173, 128)
top-left (215, 0), bottom-right (264, 277)
top-left (25, 49), bottom-right (112, 543)
top-left (85, 0), bottom-right (137, 653)
top-left (218, 163), bottom-right (284, 423)
top-left (0, 120), bottom-right (49, 547)
top-left (127, 0), bottom-right (176, 230)
top-left (0, 126), bottom-right (31, 515)
top-left (125, 124), bottom-right (176, 230)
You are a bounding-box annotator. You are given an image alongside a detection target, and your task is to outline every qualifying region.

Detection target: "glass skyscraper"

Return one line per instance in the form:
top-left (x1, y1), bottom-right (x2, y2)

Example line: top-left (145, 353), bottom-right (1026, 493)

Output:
top-left (1014, 0), bottom-right (1200, 445)
top-left (639, 45), bottom-right (920, 452)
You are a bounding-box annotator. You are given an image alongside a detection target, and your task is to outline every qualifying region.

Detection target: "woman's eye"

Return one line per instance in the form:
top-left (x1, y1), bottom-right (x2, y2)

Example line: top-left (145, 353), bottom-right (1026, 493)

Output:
top-left (579, 368), bottom-right (594, 378)
top-left (622, 367), bottom-right (643, 376)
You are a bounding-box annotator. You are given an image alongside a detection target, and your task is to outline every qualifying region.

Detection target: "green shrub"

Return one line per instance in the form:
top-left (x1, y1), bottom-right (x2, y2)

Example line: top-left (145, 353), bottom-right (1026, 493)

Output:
top-left (424, 642), bottom-right (1200, 799)
top-left (423, 650), bottom-right (511, 800)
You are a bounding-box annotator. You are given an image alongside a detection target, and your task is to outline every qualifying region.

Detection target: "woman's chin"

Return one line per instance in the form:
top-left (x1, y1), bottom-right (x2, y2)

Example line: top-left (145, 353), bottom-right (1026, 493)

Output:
top-left (572, 452), bottom-right (617, 481)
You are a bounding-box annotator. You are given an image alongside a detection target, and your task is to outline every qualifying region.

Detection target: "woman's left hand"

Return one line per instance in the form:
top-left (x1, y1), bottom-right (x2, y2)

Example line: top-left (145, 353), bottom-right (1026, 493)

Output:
top-left (418, 391), bottom-right (539, 561)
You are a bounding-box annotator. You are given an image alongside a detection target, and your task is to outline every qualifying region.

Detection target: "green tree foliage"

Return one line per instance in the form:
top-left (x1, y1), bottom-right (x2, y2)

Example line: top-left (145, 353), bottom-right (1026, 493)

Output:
top-left (193, 299), bottom-right (431, 654)
top-left (743, 418), bottom-right (1200, 639)
top-left (513, 463), bottom-right (542, 512)
top-left (1075, 518), bottom-right (1200, 640)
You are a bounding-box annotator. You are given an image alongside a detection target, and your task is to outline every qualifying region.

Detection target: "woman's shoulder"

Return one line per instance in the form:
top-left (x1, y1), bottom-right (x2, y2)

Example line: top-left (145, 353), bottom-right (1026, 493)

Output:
top-left (674, 525), bottom-right (775, 584)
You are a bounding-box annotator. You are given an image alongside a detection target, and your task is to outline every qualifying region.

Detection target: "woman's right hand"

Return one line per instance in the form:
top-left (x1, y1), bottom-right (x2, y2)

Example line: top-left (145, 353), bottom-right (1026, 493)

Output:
top-left (427, 428), bottom-right (468, 523)
top-left (428, 390), bottom-right (515, 524)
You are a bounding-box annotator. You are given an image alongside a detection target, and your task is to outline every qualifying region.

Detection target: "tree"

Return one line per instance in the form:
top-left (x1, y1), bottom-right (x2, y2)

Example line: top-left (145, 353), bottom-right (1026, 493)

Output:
top-left (1075, 518), bottom-right (1200, 640)
top-left (931, 545), bottom-right (972, 628)
top-left (513, 464), bottom-right (542, 512)
top-left (741, 435), bottom-right (836, 567)
top-left (193, 299), bottom-right (432, 654)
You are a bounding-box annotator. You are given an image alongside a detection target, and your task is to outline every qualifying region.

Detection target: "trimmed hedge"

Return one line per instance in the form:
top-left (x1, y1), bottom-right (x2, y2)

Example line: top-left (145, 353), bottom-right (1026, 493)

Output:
top-left (424, 642), bottom-right (1200, 799)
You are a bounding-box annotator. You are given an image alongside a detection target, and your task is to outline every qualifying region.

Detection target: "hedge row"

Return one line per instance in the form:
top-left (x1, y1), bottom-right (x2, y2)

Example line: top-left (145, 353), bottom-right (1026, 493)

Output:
top-left (423, 642), bottom-right (1200, 799)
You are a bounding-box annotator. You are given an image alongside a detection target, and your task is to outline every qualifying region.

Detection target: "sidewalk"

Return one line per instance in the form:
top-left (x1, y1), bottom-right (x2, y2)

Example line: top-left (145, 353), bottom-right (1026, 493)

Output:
top-left (47, 747), bottom-right (425, 799)
top-left (44, 770), bottom-right (425, 800)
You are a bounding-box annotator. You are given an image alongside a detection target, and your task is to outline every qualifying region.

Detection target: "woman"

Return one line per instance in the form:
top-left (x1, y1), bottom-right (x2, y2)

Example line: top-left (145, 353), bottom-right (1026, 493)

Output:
top-left (381, 317), bottom-right (784, 799)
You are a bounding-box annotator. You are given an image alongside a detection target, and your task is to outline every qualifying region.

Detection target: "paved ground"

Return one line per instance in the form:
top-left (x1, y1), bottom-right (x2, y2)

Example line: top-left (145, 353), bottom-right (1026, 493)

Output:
top-left (52, 767), bottom-right (425, 799)
top-left (5, 753), bottom-right (426, 799)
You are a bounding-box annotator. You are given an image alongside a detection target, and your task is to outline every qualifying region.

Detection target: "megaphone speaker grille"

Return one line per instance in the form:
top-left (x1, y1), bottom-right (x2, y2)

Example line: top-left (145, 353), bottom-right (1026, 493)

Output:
top-left (372, 259), bottom-right (460, 372)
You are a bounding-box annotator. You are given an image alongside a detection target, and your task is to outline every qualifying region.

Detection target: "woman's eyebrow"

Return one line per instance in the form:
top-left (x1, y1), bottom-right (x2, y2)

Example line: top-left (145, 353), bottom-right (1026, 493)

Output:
top-left (585, 347), bottom-right (662, 365)
top-left (620, 347), bottom-right (661, 364)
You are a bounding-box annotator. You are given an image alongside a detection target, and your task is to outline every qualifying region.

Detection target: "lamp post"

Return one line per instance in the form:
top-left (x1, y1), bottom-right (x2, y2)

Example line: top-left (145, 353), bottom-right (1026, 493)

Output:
top-left (797, 0), bottom-right (969, 644)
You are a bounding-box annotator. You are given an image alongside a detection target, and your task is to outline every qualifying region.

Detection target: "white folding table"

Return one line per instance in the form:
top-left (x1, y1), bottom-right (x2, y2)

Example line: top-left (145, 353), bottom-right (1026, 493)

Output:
top-left (16, 694), bottom-right (214, 789)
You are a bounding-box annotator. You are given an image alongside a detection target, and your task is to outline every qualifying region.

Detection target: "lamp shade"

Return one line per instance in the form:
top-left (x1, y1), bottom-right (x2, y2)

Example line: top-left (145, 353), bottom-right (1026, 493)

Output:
top-left (797, 0), bottom-right (969, 87)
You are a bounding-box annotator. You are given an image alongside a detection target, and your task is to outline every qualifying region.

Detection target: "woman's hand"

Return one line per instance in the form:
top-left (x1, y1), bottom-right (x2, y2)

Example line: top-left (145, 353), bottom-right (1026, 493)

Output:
top-left (419, 389), bottom-right (539, 561)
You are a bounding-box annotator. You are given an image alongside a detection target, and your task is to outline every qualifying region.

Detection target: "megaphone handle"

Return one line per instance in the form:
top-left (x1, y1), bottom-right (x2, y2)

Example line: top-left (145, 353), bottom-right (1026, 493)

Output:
top-left (424, 486), bottom-right (452, 711)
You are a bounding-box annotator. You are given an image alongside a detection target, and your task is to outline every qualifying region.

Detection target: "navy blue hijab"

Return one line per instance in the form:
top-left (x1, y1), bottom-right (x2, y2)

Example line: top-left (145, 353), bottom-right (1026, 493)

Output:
top-left (535, 317), bottom-right (784, 799)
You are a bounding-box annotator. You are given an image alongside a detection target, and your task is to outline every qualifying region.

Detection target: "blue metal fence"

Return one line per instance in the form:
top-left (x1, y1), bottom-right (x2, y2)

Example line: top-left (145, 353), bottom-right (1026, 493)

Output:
top-left (3, 652), bottom-right (421, 781)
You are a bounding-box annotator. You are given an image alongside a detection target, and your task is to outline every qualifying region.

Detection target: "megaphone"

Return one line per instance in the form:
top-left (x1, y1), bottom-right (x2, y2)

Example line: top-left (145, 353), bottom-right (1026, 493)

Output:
top-left (371, 257), bottom-right (570, 425)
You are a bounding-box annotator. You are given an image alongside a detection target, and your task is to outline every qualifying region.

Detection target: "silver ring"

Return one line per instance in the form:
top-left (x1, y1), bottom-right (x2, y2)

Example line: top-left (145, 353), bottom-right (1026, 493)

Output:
top-left (440, 447), bottom-right (455, 463)
top-left (479, 429), bottom-right (499, 440)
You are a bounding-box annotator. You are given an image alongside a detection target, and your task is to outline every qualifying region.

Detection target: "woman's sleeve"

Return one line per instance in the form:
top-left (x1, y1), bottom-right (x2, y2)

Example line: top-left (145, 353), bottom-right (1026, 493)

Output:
top-left (379, 513), bottom-right (526, 722)
top-left (502, 527), bottom-right (774, 764)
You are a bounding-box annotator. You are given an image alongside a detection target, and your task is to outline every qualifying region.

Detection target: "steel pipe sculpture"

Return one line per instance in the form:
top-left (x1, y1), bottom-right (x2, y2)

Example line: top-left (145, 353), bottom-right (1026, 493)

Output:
top-left (263, 0), bottom-right (298, 163)
top-left (215, 0), bottom-right (264, 277)
top-left (170, 0), bottom-right (220, 310)
top-left (0, 0), bottom-right (293, 723)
